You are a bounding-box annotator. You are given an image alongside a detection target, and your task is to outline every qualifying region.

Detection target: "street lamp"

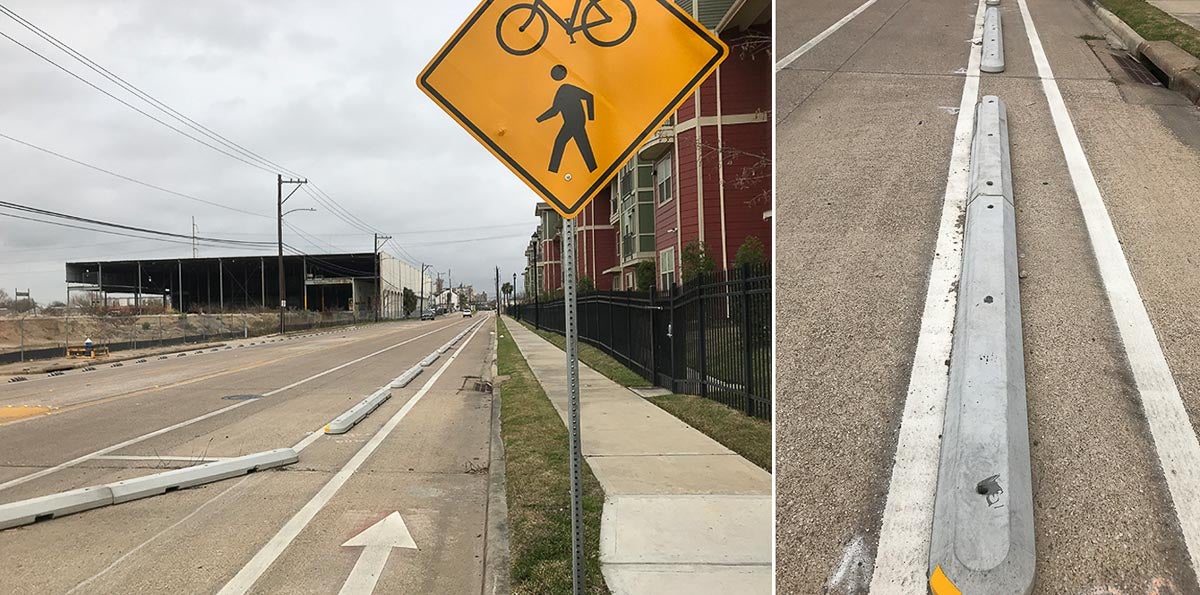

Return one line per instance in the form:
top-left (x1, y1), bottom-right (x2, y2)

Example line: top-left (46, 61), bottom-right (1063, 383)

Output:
top-left (531, 229), bottom-right (541, 330)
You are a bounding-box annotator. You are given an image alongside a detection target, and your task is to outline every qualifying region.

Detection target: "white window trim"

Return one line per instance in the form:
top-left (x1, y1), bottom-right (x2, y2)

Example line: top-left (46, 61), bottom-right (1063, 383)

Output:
top-left (654, 154), bottom-right (674, 207)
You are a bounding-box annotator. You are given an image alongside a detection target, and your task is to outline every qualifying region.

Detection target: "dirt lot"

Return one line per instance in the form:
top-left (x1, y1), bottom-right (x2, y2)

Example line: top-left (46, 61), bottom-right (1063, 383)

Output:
top-left (1, 312), bottom-right (288, 352)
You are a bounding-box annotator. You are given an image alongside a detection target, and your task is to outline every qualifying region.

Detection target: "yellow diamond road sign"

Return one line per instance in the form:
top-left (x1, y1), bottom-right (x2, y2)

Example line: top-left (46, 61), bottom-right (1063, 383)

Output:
top-left (418, 0), bottom-right (728, 219)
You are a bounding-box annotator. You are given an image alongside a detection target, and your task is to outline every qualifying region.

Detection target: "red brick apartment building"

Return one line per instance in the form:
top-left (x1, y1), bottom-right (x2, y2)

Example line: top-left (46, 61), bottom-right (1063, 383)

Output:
top-left (525, 0), bottom-right (771, 294)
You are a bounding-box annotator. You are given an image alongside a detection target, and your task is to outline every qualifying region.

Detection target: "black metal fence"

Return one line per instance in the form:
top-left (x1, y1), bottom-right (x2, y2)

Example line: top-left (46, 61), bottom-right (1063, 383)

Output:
top-left (507, 264), bottom-right (771, 419)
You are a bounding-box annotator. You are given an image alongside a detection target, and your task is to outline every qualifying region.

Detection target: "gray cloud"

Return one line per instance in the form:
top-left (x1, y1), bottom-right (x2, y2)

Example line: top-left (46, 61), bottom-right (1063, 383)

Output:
top-left (0, 0), bottom-right (537, 303)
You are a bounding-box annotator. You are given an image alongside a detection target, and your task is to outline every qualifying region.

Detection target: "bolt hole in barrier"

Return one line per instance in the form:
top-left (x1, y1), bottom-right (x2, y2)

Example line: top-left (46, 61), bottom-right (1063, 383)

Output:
top-left (929, 96), bottom-right (1034, 593)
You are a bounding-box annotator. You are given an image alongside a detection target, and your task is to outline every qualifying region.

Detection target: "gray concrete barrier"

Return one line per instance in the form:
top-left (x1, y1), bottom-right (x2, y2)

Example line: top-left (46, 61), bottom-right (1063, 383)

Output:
top-left (420, 352), bottom-right (440, 367)
top-left (325, 388), bottom-right (392, 435)
top-left (391, 366), bottom-right (423, 389)
top-left (0, 485), bottom-right (113, 530)
top-left (108, 448), bottom-right (298, 503)
top-left (929, 96), bottom-right (1034, 594)
top-left (982, 6), bottom-right (1005, 73)
top-left (0, 448), bottom-right (298, 530)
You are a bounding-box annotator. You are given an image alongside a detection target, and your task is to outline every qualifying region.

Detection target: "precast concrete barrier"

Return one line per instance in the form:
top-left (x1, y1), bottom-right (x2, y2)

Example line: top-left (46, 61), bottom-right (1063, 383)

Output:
top-left (325, 387), bottom-right (392, 435)
top-left (982, 6), bottom-right (1005, 73)
top-left (391, 365), bottom-right (423, 389)
top-left (929, 96), bottom-right (1034, 594)
top-left (0, 448), bottom-right (298, 530)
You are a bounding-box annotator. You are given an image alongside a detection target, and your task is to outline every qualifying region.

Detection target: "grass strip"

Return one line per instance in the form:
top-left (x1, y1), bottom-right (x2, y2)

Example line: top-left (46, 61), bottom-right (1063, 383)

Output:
top-left (1099, 0), bottom-right (1200, 59)
top-left (514, 319), bottom-right (771, 472)
top-left (497, 318), bottom-right (609, 594)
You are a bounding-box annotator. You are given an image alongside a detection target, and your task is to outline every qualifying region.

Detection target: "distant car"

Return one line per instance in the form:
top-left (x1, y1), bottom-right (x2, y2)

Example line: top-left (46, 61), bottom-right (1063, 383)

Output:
top-left (462, 309), bottom-right (472, 317)
top-left (421, 309), bottom-right (436, 320)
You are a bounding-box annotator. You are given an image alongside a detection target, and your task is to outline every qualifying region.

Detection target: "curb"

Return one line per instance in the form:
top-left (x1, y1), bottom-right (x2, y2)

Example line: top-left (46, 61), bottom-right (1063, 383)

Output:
top-left (1084, 0), bottom-right (1200, 104)
top-left (482, 319), bottom-right (511, 595)
top-left (0, 448), bottom-right (297, 530)
top-left (929, 96), bottom-right (1035, 593)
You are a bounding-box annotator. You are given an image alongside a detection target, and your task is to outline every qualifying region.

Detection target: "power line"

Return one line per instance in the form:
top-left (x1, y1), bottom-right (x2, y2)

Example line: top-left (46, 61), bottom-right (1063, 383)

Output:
top-left (0, 210), bottom-right (274, 250)
top-left (0, 6), bottom-right (403, 255)
top-left (0, 3), bottom-right (304, 178)
top-left (0, 200), bottom-right (274, 247)
top-left (0, 130), bottom-right (268, 218)
top-left (0, 28), bottom-right (276, 174)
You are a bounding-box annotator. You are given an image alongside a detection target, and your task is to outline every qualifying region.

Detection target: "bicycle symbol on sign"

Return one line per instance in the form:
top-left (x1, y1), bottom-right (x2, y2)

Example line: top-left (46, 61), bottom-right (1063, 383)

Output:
top-left (496, 0), bottom-right (637, 56)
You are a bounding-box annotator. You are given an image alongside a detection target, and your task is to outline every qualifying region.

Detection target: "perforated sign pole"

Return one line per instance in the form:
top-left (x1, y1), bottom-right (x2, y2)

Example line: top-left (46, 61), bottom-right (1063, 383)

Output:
top-left (561, 216), bottom-right (584, 594)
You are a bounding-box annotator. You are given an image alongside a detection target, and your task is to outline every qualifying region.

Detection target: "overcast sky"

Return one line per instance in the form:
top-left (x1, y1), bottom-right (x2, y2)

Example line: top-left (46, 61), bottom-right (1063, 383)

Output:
top-left (0, 1), bottom-right (537, 303)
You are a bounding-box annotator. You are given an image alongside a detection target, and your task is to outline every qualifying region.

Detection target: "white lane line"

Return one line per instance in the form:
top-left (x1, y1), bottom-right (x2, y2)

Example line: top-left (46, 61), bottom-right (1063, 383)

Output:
top-left (775, 0), bottom-right (880, 72)
top-left (1017, 0), bottom-right (1200, 574)
top-left (218, 321), bottom-right (487, 595)
top-left (0, 320), bottom-right (465, 494)
top-left (868, 1), bottom-right (986, 590)
top-left (65, 475), bottom-right (253, 594)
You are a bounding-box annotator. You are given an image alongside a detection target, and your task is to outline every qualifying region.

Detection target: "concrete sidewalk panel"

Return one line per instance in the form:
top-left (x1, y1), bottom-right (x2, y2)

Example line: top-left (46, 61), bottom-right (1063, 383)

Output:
top-left (603, 564), bottom-right (772, 595)
top-left (599, 494), bottom-right (771, 565)
top-left (585, 455), bottom-right (769, 496)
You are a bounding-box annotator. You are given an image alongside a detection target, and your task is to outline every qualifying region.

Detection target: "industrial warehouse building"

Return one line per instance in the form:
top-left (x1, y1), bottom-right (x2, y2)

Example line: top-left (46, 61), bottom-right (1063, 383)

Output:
top-left (65, 252), bottom-right (432, 318)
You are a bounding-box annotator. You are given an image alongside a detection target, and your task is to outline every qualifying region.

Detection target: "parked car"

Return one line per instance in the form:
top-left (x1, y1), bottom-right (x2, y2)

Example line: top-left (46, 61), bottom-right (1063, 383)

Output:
top-left (463, 309), bottom-right (472, 317)
top-left (421, 309), bottom-right (436, 320)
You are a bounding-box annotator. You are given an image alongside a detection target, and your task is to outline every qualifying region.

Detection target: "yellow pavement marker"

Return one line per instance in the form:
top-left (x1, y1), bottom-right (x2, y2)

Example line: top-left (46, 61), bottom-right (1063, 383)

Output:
top-left (930, 565), bottom-right (962, 595)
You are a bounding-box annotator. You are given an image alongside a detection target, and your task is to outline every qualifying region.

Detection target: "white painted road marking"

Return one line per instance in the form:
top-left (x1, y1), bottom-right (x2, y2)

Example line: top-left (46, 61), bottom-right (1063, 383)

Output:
top-left (868, 0), bottom-right (986, 590)
top-left (775, 0), bottom-right (880, 72)
top-left (218, 320), bottom-right (487, 595)
top-left (339, 511), bottom-right (418, 595)
top-left (1016, 0), bottom-right (1200, 575)
top-left (0, 320), bottom-right (465, 494)
top-left (66, 475), bottom-right (252, 594)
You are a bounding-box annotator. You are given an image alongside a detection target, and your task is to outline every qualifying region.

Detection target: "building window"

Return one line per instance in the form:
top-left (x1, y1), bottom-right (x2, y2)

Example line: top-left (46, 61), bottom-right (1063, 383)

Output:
top-left (654, 154), bottom-right (673, 205)
top-left (659, 247), bottom-right (675, 288)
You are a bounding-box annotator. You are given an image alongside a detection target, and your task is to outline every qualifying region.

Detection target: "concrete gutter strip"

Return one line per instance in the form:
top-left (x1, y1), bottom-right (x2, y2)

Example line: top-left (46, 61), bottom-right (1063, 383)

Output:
top-left (929, 96), bottom-right (1035, 593)
top-left (481, 320), bottom-right (511, 595)
top-left (982, 6), bottom-right (1005, 73)
top-left (390, 365), bottom-right (423, 389)
top-left (325, 387), bottom-right (392, 434)
top-left (0, 448), bottom-right (298, 530)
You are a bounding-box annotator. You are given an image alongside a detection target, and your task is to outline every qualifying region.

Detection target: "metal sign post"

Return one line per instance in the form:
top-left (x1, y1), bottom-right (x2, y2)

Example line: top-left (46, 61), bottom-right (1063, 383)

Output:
top-left (561, 216), bottom-right (585, 593)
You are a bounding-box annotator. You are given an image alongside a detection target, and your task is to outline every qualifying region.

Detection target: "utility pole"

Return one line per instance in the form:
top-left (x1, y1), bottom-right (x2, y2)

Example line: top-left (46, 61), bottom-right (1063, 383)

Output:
top-left (374, 233), bottom-right (392, 323)
top-left (192, 216), bottom-right (198, 258)
top-left (512, 273), bottom-right (517, 310)
top-left (495, 266), bottom-right (500, 313)
top-left (419, 263), bottom-right (431, 318)
top-left (277, 174), bottom-right (308, 335)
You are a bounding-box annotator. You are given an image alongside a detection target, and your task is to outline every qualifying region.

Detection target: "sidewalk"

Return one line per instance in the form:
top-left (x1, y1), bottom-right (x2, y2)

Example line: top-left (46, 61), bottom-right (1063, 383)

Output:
top-left (502, 317), bottom-right (771, 594)
top-left (1149, 0), bottom-right (1200, 29)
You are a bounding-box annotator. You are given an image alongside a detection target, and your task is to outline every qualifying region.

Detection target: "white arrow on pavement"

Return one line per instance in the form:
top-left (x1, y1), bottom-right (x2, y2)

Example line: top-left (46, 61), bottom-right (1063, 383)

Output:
top-left (338, 512), bottom-right (418, 595)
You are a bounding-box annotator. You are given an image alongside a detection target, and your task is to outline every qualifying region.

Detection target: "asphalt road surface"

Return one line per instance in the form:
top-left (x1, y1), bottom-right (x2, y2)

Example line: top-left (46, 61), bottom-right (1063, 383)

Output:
top-left (776, 0), bottom-right (1200, 592)
top-left (0, 313), bottom-right (496, 594)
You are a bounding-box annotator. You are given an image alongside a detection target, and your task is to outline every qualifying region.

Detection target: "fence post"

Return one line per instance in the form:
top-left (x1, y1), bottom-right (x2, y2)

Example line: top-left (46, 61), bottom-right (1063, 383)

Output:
top-left (740, 264), bottom-right (754, 416)
top-left (649, 286), bottom-right (657, 386)
top-left (697, 272), bottom-right (708, 399)
top-left (670, 284), bottom-right (679, 393)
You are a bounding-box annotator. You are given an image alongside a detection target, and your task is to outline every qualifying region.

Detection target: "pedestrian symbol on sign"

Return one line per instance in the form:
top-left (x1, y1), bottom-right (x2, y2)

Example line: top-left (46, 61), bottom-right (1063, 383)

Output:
top-left (537, 65), bottom-right (596, 174)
